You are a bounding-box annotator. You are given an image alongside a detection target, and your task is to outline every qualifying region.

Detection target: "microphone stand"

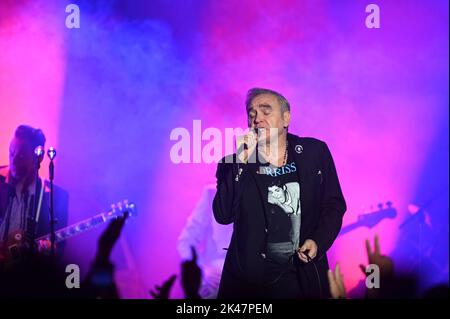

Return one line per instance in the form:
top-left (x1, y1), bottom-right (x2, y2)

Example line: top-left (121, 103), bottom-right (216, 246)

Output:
top-left (47, 147), bottom-right (57, 258)
top-left (30, 146), bottom-right (44, 254)
top-left (399, 189), bottom-right (446, 229)
top-left (398, 192), bottom-right (443, 279)
top-left (31, 163), bottom-right (41, 253)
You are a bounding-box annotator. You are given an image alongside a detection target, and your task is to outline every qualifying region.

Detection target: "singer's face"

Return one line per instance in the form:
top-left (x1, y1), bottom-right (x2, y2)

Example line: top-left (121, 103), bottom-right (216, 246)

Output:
top-left (9, 138), bottom-right (34, 181)
top-left (247, 94), bottom-right (290, 140)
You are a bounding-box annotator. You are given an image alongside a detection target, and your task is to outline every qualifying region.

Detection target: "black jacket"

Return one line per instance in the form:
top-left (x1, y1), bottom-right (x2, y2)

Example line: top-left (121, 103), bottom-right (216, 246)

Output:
top-left (213, 133), bottom-right (347, 298)
top-left (0, 170), bottom-right (69, 245)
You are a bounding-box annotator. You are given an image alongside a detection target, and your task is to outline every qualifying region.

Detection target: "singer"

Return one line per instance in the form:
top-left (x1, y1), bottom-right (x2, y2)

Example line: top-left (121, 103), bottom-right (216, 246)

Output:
top-left (0, 125), bottom-right (68, 265)
top-left (213, 88), bottom-right (347, 298)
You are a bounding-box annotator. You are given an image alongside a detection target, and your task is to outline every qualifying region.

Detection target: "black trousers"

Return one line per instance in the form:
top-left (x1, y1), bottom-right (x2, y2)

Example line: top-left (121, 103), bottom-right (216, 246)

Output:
top-left (218, 251), bottom-right (331, 299)
top-left (218, 253), bottom-right (303, 299)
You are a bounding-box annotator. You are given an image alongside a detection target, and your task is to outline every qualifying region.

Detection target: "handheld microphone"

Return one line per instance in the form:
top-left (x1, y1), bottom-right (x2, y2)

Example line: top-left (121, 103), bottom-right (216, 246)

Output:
top-left (255, 127), bottom-right (264, 136)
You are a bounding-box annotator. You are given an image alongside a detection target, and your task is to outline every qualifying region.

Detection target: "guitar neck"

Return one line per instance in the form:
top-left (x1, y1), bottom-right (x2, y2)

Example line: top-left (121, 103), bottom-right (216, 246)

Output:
top-left (35, 209), bottom-right (125, 243)
top-left (338, 206), bottom-right (397, 237)
top-left (339, 222), bottom-right (362, 236)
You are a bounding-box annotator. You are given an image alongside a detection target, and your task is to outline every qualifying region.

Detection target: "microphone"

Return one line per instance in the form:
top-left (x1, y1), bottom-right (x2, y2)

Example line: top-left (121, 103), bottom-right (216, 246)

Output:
top-left (46, 146), bottom-right (57, 257)
top-left (255, 127), bottom-right (263, 136)
top-left (34, 146), bottom-right (45, 157)
top-left (256, 128), bottom-right (262, 139)
top-left (252, 128), bottom-right (264, 144)
top-left (47, 147), bottom-right (57, 160)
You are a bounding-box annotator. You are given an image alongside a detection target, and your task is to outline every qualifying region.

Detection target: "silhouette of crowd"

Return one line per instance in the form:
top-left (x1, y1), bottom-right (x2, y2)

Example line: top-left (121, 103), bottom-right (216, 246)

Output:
top-left (0, 217), bottom-right (447, 299)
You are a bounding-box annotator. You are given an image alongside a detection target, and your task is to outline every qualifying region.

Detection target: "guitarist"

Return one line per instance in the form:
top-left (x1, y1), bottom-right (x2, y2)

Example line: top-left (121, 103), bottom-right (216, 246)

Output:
top-left (0, 125), bottom-right (68, 264)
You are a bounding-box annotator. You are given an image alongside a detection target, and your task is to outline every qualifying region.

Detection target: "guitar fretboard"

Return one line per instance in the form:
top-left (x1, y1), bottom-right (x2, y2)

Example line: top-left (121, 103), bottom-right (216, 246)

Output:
top-left (35, 208), bottom-right (131, 243)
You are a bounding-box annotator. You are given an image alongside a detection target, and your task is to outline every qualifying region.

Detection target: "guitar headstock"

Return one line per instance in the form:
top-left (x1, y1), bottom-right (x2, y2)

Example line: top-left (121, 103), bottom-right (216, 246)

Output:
top-left (110, 200), bottom-right (137, 219)
top-left (357, 201), bottom-right (397, 228)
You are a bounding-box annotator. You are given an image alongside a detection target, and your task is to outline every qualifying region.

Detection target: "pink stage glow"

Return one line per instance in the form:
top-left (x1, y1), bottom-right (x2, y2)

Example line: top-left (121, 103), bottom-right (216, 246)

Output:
top-left (0, 1), bottom-right (66, 181)
top-left (0, 0), bottom-right (447, 298)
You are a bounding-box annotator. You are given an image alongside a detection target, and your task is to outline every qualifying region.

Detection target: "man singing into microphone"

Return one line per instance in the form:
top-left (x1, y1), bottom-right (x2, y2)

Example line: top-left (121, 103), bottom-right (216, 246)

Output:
top-left (0, 125), bottom-right (68, 265)
top-left (213, 88), bottom-right (347, 298)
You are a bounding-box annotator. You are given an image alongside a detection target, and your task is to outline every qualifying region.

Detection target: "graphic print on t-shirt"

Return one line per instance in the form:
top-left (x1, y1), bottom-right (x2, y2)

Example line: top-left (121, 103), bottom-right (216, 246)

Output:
top-left (267, 182), bottom-right (300, 215)
top-left (267, 181), bottom-right (301, 248)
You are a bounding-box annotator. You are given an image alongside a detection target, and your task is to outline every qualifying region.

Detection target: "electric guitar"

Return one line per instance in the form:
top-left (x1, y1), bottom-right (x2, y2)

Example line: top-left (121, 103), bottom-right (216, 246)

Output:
top-left (0, 200), bottom-right (137, 265)
top-left (338, 201), bottom-right (397, 236)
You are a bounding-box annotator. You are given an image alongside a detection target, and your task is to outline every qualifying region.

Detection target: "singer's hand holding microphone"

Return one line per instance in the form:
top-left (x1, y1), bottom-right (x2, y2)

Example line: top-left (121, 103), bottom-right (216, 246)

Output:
top-left (237, 129), bottom-right (258, 164)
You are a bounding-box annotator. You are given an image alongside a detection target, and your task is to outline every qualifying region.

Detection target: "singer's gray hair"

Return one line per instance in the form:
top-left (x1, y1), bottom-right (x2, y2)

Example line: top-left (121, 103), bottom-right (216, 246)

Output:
top-left (245, 88), bottom-right (291, 113)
